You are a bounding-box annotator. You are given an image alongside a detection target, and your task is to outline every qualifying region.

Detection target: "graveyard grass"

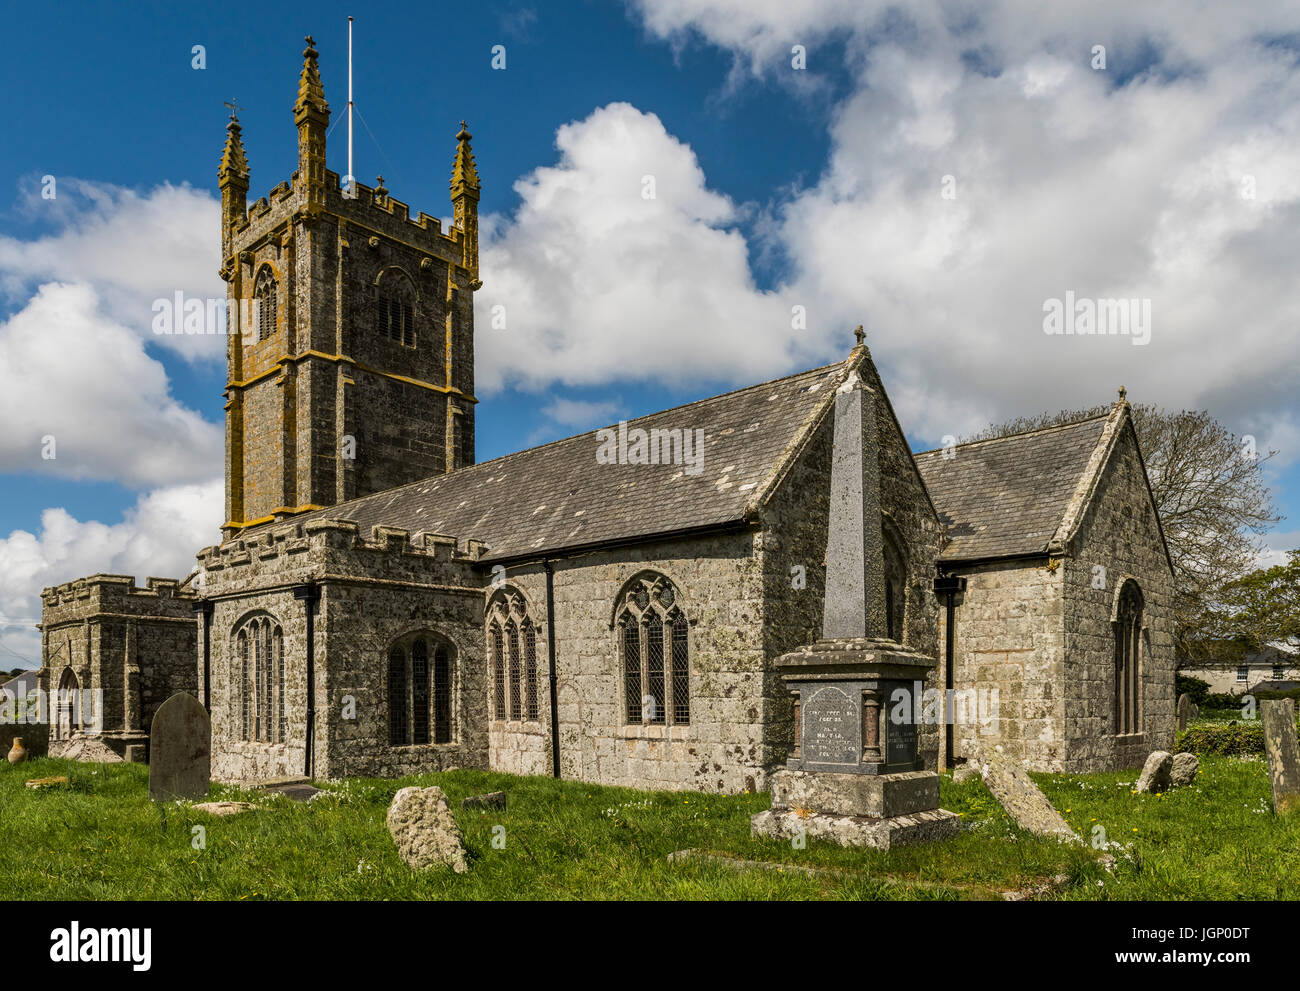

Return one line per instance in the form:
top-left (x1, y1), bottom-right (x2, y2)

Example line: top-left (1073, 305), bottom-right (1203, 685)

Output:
top-left (3, 753), bottom-right (1295, 900)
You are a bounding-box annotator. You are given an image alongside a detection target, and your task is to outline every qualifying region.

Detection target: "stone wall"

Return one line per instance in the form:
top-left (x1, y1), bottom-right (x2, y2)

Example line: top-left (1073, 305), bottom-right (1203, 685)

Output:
top-left (39, 576), bottom-right (197, 760)
top-left (1061, 418), bottom-right (1176, 771)
top-left (943, 559), bottom-right (1067, 770)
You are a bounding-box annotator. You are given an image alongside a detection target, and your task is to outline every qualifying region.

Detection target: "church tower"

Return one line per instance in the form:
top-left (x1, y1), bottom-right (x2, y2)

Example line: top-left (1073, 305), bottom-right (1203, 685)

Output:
top-left (219, 37), bottom-right (480, 540)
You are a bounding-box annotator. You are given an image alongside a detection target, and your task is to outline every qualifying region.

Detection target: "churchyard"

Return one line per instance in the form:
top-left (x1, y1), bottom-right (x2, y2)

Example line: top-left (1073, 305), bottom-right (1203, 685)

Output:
top-left (4, 745), bottom-right (1297, 900)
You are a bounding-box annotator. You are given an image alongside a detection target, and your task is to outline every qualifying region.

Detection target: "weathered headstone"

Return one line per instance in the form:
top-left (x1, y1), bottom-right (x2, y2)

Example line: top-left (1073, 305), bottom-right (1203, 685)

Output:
top-left (952, 764), bottom-right (979, 784)
top-left (148, 692), bottom-right (210, 802)
top-left (973, 750), bottom-right (1078, 842)
top-left (387, 786), bottom-right (469, 872)
top-left (1170, 752), bottom-right (1199, 787)
top-left (1261, 699), bottom-right (1300, 814)
top-left (1135, 750), bottom-right (1172, 794)
top-left (1177, 694), bottom-right (1190, 731)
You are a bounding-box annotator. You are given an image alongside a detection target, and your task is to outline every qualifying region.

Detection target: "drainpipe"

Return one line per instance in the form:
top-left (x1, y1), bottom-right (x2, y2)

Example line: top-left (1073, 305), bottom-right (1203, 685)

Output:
top-left (932, 574), bottom-right (966, 769)
top-left (193, 599), bottom-right (214, 712)
top-left (293, 581), bottom-right (320, 778)
top-left (542, 559), bottom-right (560, 778)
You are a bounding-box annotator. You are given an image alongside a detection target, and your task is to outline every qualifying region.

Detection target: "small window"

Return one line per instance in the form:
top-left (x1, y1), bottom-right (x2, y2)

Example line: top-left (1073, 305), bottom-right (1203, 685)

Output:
top-left (388, 634), bottom-right (455, 745)
top-left (1237, 666), bottom-right (1249, 682)
top-left (1273, 664), bottom-right (1285, 680)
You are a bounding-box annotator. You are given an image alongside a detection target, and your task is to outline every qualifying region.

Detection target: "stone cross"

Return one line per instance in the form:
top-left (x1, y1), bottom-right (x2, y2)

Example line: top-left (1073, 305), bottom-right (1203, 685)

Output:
top-left (1262, 698), bottom-right (1300, 815)
top-left (821, 370), bottom-right (887, 641)
top-left (148, 692), bottom-right (211, 802)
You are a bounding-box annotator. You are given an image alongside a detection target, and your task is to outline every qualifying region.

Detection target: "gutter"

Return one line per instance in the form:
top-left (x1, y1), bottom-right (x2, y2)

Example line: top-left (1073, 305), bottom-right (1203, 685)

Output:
top-left (193, 599), bottom-right (214, 712)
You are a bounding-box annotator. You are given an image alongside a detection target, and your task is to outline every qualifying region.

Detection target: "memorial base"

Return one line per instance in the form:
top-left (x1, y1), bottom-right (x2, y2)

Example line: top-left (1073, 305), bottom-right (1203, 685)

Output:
top-left (750, 806), bottom-right (960, 851)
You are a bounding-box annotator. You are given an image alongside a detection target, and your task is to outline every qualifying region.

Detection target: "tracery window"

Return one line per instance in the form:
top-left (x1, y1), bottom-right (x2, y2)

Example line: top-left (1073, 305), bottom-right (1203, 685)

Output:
top-left (388, 633), bottom-right (454, 745)
top-left (1113, 580), bottom-right (1143, 735)
top-left (486, 587), bottom-right (540, 723)
top-left (253, 265), bottom-right (277, 343)
top-left (377, 270), bottom-right (416, 347)
top-left (232, 614), bottom-right (285, 743)
top-left (616, 573), bottom-right (690, 726)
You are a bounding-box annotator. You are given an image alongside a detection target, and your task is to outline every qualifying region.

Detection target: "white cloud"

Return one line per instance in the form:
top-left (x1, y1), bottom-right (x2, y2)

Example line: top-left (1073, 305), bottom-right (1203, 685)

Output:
top-left (0, 479), bottom-right (222, 669)
top-left (0, 178), bottom-right (224, 361)
top-left (476, 102), bottom-right (816, 392)
top-left (0, 282), bottom-right (223, 485)
top-left (541, 397), bottom-right (621, 428)
top-left (592, 2), bottom-right (1300, 448)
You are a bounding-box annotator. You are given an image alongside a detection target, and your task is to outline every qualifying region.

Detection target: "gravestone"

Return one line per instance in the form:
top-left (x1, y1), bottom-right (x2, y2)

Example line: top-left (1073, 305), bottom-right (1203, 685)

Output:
top-left (387, 786), bottom-right (469, 872)
top-left (1135, 750), bottom-right (1172, 794)
top-left (974, 749), bottom-right (1078, 842)
top-left (1177, 694), bottom-right (1190, 731)
top-left (1170, 751), bottom-right (1199, 787)
top-left (1261, 699), bottom-right (1300, 815)
top-left (750, 368), bottom-right (958, 850)
top-left (148, 692), bottom-right (210, 802)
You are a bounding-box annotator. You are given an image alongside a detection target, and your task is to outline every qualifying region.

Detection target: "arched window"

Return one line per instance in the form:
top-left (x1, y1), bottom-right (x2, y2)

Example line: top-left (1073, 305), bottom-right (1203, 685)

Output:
top-left (232, 614), bottom-right (285, 743)
top-left (486, 587), bottom-right (541, 724)
top-left (1114, 580), bottom-right (1144, 735)
top-left (55, 667), bottom-right (79, 740)
top-left (376, 270), bottom-right (416, 347)
top-left (615, 573), bottom-right (689, 727)
top-left (253, 265), bottom-right (277, 343)
top-left (882, 520), bottom-right (907, 643)
top-left (388, 633), bottom-right (455, 745)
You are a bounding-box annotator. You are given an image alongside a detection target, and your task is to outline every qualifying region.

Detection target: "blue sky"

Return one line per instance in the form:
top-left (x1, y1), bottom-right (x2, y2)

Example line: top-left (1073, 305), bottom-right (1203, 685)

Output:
top-left (1, 0), bottom-right (1297, 668)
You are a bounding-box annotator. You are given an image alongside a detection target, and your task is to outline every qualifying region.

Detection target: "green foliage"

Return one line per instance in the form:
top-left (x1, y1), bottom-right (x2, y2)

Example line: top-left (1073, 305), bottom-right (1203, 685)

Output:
top-left (1175, 674), bottom-right (1212, 706)
top-left (1204, 692), bottom-right (1242, 709)
top-left (1178, 723), bottom-right (1264, 756)
top-left (1216, 549), bottom-right (1300, 651)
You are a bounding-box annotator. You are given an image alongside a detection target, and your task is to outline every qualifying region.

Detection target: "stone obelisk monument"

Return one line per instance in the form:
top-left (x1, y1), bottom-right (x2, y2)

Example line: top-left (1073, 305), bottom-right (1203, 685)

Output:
top-left (750, 363), bottom-right (959, 849)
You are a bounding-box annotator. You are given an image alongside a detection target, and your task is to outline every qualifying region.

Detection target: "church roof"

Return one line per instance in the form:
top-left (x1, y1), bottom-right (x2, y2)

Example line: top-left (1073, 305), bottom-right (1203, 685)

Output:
top-left (913, 415), bottom-right (1110, 562)
top-left (255, 360), bottom-right (848, 563)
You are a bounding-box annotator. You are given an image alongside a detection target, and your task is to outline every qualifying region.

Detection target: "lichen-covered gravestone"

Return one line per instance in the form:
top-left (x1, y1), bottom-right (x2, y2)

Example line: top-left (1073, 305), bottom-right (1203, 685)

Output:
top-left (148, 692), bottom-right (210, 802)
top-left (1177, 694), bottom-right (1191, 732)
top-left (387, 786), bottom-right (469, 873)
top-left (973, 750), bottom-right (1078, 842)
top-left (1135, 751), bottom-right (1172, 794)
top-left (1261, 699), bottom-right (1300, 815)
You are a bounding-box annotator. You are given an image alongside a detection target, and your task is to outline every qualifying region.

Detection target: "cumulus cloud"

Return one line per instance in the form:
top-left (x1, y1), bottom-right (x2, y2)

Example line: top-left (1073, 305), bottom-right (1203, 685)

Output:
top-left (0, 479), bottom-right (222, 668)
top-left (0, 178), bottom-right (223, 361)
top-left (0, 282), bottom-right (223, 485)
top-left (476, 102), bottom-right (814, 392)
top-left (474, 1), bottom-right (1300, 452)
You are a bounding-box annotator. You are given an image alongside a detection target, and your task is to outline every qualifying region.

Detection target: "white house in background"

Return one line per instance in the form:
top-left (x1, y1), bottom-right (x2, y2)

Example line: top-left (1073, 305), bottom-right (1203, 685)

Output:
top-left (1180, 645), bottom-right (1300, 695)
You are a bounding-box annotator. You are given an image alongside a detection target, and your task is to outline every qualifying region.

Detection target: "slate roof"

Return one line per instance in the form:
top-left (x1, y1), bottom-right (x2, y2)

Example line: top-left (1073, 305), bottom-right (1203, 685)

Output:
top-left (252, 361), bottom-right (846, 562)
top-left (913, 416), bottom-right (1109, 562)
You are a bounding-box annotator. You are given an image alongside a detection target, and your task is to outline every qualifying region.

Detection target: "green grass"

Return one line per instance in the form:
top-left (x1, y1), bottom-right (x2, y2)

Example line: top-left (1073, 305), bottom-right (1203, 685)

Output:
top-left (1, 754), bottom-right (1295, 900)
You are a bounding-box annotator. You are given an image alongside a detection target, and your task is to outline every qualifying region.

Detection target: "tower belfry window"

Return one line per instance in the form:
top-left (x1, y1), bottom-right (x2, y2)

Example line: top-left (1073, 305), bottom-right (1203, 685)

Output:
top-left (378, 272), bottom-right (416, 348)
top-left (253, 266), bottom-right (277, 343)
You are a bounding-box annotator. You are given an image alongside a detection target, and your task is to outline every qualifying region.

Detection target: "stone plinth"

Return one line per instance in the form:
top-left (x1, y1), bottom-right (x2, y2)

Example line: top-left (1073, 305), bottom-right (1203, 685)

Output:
top-left (751, 635), bottom-right (959, 850)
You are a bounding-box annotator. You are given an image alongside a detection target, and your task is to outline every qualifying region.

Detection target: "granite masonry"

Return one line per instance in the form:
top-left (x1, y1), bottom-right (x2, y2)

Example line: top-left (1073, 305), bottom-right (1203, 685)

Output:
top-left (35, 39), bottom-right (1176, 795)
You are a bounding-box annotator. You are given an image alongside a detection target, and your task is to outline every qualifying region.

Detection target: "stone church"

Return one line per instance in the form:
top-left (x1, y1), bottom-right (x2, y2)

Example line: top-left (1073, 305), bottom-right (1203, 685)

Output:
top-left (36, 39), bottom-right (1175, 790)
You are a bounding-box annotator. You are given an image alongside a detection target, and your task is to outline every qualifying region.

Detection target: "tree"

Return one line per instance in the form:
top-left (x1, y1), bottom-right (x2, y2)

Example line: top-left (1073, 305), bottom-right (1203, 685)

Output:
top-left (964, 403), bottom-right (1280, 660)
top-left (1216, 550), bottom-right (1300, 653)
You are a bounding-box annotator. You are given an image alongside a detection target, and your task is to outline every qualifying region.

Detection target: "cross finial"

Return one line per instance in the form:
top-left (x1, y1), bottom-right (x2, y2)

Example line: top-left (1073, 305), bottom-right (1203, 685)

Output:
top-left (223, 99), bottom-right (244, 121)
top-left (1118, 385), bottom-right (1127, 401)
top-left (305, 34), bottom-right (316, 48)
top-left (853, 324), bottom-right (865, 345)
